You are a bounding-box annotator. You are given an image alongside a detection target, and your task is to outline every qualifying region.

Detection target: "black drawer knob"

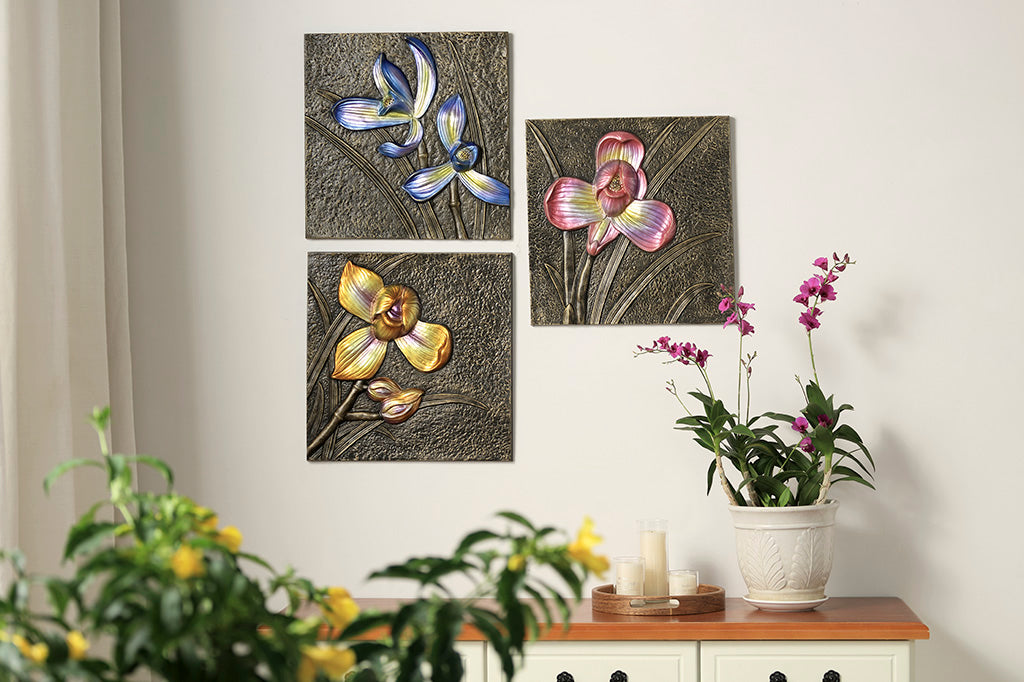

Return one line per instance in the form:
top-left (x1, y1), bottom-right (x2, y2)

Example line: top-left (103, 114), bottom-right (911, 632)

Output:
top-left (610, 671), bottom-right (628, 682)
top-left (769, 673), bottom-right (787, 682)
top-left (823, 671), bottom-right (840, 682)
top-left (556, 673), bottom-right (574, 682)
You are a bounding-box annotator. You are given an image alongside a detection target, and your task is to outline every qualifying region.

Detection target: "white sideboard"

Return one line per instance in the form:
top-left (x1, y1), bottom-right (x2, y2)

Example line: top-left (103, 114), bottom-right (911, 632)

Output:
top-left (444, 597), bottom-right (928, 682)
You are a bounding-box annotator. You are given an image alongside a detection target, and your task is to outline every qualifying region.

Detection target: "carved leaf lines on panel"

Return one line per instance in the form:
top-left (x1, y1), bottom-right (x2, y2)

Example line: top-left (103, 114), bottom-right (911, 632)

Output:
top-left (739, 531), bottom-right (787, 591)
top-left (788, 528), bottom-right (833, 589)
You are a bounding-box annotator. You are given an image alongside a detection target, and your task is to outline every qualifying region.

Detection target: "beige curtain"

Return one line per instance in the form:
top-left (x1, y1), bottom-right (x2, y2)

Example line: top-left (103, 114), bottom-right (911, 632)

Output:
top-left (0, 0), bottom-right (135, 579)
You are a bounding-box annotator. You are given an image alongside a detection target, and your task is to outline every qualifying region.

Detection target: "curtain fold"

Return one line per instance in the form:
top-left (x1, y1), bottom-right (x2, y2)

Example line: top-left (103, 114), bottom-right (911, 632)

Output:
top-left (0, 0), bottom-right (135, 579)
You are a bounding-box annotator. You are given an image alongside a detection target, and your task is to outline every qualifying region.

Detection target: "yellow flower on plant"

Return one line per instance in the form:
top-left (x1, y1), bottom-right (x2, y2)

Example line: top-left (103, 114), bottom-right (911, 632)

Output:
top-left (297, 644), bottom-right (356, 682)
top-left (507, 553), bottom-right (525, 572)
top-left (66, 630), bottom-right (89, 660)
top-left (216, 525), bottom-right (243, 553)
top-left (321, 586), bottom-right (360, 630)
top-left (170, 544), bottom-right (205, 579)
top-left (12, 634), bottom-right (48, 664)
top-left (568, 516), bottom-right (610, 578)
top-left (195, 506), bottom-right (219, 532)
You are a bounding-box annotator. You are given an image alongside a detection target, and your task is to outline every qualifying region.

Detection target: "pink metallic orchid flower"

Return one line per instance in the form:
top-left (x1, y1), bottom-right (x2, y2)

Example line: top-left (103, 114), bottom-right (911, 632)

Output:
top-left (543, 132), bottom-right (676, 256)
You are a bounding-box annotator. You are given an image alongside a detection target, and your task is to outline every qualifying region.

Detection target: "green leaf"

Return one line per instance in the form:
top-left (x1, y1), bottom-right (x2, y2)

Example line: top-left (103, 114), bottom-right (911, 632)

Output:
top-left (495, 511), bottom-right (536, 531)
top-left (731, 424), bottom-right (757, 439)
top-left (455, 529), bottom-right (500, 555)
top-left (468, 607), bottom-right (513, 681)
top-left (123, 455), bottom-right (174, 488)
top-left (159, 588), bottom-right (183, 634)
top-left (340, 611), bottom-right (394, 641)
top-left (63, 520), bottom-right (119, 561)
top-left (43, 458), bottom-right (104, 494)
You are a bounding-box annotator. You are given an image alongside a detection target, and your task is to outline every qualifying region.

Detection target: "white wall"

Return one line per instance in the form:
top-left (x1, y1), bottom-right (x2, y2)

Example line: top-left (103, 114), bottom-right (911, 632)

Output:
top-left (119, 1), bottom-right (1024, 680)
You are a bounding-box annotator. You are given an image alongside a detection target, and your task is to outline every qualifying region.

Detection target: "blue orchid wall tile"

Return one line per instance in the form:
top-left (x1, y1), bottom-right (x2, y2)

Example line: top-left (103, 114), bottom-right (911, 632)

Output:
top-left (305, 33), bottom-right (510, 240)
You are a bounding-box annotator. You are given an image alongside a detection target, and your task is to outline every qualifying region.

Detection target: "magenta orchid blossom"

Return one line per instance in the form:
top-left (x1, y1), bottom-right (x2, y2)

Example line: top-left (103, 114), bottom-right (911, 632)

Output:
top-left (636, 252), bottom-right (872, 508)
top-left (543, 131), bottom-right (676, 257)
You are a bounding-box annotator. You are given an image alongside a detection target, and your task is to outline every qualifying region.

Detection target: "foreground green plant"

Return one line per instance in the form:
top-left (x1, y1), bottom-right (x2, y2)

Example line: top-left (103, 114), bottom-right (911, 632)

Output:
top-left (1, 408), bottom-right (605, 681)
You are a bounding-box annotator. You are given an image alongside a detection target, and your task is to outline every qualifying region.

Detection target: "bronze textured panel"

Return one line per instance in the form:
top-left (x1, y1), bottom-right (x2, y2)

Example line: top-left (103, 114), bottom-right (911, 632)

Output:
top-left (526, 116), bottom-right (734, 325)
top-left (305, 32), bottom-right (511, 240)
top-left (307, 252), bottom-right (512, 461)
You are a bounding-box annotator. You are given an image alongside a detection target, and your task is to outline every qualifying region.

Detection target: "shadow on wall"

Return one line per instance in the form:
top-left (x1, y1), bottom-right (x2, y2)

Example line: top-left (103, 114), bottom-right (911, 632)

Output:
top-left (835, 427), bottom-right (1007, 681)
top-left (120, 2), bottom-right (203, 490)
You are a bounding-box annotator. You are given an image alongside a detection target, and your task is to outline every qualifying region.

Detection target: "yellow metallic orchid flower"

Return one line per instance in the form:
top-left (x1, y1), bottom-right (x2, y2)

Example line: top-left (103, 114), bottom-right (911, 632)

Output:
top-left (333, 262), bottom-right (452, 381)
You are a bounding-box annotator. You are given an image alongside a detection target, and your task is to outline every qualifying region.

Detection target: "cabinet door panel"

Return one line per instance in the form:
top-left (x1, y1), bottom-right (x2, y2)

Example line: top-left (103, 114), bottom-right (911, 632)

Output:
top-left (455, 642), bottom-right (487, 682)
top-left (495, 641), bottom-right (699, 682)
top-left (700, 641), bottom-right (912, 682)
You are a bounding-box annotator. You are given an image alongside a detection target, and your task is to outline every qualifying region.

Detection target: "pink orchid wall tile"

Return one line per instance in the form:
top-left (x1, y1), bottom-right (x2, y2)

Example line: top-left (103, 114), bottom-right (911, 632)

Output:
top-left (526, 116), bottom-right (734, 325)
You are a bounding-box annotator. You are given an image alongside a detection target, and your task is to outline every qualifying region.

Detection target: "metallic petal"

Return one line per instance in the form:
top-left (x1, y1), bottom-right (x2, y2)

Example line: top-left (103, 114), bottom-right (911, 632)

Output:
top-left (381, 388), bottom-right (424, 424)
top-left (458, 169), bottom-right (510, 206)
top-left (636, 169), bottom-right (648, 200)
top-left (372, 54), bottom-right (414, 109)
top-left (378, 118), bottom-right (423, 158)
top-left (338, 261), bottom-right (384, 322)
top-left (333, 98), bottom-right (409, 130)
top-left (436, 94), bottom-right (466, 152)
top-left (401, 163), bottom-right (456, 202)
top-left (586, 218), bottom-right (620, 256)
top-left (332, 326), bottom-right (387, 381)
top-left (394, 320), bottom-right (452, 373)
top-left (611, 199), bottom-right (677, 252)
top-left (543, 177), bottom-right (604, 230)
top-left (406, 37), bottom-right (437, 118)
top-left (595, 131), bottom-right (645, 171)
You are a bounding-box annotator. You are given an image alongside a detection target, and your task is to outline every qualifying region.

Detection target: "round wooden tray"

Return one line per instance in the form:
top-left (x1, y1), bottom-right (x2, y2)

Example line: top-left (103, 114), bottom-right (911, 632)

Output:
top-left (591, 583), bottom-right (725, 616)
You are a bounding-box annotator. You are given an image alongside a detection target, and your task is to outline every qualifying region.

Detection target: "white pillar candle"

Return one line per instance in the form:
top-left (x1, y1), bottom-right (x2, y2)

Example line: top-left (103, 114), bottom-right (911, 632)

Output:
top-left (613, 556), bottom-right (645, 596)
top-left (669, 569), bottom-right (699, 595)
top-left (637, 520), bottom-right (668, 596)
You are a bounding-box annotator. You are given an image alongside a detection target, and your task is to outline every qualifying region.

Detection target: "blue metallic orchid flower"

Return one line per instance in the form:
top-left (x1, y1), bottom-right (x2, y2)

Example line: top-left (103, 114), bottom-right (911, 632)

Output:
top-left (401, 95), bottom-right (510, 206)
top-left (332, 37), bottom-right (437, 158)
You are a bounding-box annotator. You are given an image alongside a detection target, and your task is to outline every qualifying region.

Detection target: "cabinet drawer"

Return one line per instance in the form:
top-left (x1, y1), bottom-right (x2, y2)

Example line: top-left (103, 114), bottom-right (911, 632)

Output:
top-left (700, 641), bottom-right (912, 682)
top-left (497, 641), bottom-right (699, 682)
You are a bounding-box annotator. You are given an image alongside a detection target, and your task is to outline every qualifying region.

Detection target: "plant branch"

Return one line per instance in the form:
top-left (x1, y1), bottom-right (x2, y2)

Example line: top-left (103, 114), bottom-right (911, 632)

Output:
top-left (307, 380), bottom-right (368, 457)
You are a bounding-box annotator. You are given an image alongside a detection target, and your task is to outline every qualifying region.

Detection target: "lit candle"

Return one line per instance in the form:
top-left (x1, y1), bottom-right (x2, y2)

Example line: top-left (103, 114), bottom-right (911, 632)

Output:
top-left (669, 569), bottom-right (699, 595)
top-left (613, 556), bottom-right (645, 596)
top-left (637, 519), bottom-right (668, 596)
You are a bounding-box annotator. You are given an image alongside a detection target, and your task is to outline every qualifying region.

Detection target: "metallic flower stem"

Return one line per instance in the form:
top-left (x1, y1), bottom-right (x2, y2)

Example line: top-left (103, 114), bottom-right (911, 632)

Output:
top-left (307, 380), bottom-right (368, 456)
top-left (449, 182), bottom-right (468, 239)
top-left (345, 411), bottom-right (382, 421)
top-left (572, 254), bottom-right (593, 324)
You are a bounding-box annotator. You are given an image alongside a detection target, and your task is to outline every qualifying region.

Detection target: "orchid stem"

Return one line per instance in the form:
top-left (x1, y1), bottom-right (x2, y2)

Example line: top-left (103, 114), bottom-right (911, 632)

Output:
top-left (449, 182), bottom-right (468, 239)
top-left (807, 332), bottom-right (819, 385)
top-left (573, 253), bottom-right (594, 324)
top-left (307, 380), bottom-right (368, 457)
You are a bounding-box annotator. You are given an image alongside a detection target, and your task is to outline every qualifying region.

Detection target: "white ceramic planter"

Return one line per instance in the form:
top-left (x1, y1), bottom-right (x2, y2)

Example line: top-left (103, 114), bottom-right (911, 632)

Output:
top-left (728, 500), bottom-right (838, 601)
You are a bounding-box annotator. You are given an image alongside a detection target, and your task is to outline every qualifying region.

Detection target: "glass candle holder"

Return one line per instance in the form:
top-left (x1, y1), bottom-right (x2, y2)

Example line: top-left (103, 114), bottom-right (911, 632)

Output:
top-left (637, 519), bottom-right (668, 596)
top-left (613, 556), bottom-right (645, 596)
top-left (669, 569), bottom-right (699, 595)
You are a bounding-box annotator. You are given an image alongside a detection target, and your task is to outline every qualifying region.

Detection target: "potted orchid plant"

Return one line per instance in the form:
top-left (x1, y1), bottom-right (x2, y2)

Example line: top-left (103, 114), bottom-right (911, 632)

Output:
top-left (637, 253), bottom-right (874, 605)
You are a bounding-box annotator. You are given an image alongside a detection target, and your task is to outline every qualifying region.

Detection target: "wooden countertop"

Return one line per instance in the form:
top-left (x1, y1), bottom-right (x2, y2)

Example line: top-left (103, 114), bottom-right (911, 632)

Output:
top-left (351, 597), bottom-right (929, 642)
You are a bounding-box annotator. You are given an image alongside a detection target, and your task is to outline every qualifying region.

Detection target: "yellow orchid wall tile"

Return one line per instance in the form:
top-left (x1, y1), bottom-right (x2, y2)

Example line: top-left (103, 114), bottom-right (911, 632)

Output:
top-left (307, 252), bottom-right (511, 461)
